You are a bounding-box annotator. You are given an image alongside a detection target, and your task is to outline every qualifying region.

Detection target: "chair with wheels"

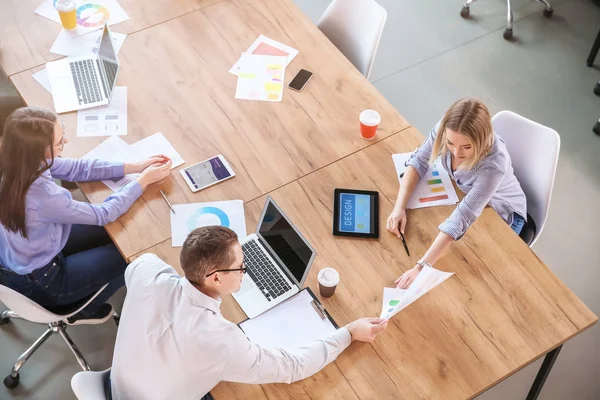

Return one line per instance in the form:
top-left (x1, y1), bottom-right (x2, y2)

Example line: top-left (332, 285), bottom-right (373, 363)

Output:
top-left (317, 0), bottom-right (387, 79)
top-left (460, 0), bottom-right (554, 40)
top-left (72, 368), bottom-right (111, 400)
top-left (0, 283), bottom-right (118, 389)
top-left (491, 111), bottom-right (560, 247)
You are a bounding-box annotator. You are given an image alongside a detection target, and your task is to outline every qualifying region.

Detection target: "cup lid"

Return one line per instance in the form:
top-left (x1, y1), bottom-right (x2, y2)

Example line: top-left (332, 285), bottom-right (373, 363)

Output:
top-left (318, 268), bottom-right (340, 287)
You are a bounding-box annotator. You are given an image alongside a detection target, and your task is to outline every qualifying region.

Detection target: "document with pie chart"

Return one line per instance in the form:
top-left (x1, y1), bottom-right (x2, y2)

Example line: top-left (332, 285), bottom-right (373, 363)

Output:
top-left (171, 201), bottom-right (247, 247)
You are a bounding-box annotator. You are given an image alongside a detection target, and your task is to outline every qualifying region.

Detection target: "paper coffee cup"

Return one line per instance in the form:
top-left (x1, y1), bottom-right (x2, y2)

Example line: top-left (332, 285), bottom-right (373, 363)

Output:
top-left (359, 109), bottom-right (381, 140)
top-left (318, 268), bottom-right (340, 298)
top-left (55, 0), bottom-right (77, 30)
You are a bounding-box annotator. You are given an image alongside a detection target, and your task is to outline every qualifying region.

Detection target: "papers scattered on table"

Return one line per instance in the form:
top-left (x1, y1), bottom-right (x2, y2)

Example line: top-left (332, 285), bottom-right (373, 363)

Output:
top-left (77, 87), bottom-right (127, 137)
top-left (235, 54), bottom-right (286, 102)
top-left (392, 152), bottom-right (459, 209)
top-left (170, 200), bottom-right (246, 247)
top-left (32, 69), bottom-right (52, 93)
top-left (51, 29), bottom-right (126, 57)
top-left (230, 35), bottom-right (299, 75)
top-left (83, 133), bottom-right (185, 191)
top-left (35, 0), bottom-right (129, 33)
top-left (380, 266), bottom-right (453, 321)
top-left (239, 290), bottom-right (337, 352)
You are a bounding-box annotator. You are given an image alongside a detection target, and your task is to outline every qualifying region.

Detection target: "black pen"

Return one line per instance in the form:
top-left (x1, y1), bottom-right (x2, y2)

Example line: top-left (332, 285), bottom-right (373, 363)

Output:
top-left (399, 232), bottom-right (410, 256)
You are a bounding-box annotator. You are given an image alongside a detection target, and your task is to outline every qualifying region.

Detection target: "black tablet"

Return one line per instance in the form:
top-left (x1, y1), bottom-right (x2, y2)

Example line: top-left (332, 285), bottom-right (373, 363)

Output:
top-left (332, 189), bottom-right (379, 238)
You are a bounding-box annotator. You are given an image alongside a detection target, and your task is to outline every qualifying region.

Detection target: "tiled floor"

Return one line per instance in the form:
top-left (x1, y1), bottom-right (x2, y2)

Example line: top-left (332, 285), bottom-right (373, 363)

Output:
top-left (1, 0), bottom-right (599, 399)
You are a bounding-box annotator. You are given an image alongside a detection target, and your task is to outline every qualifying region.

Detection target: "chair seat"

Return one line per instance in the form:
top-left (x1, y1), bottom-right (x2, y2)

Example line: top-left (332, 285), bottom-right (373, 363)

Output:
top-left (43, 292), bottom-right (99, 317)
top-left (519, 213), bottom-right (537, 246)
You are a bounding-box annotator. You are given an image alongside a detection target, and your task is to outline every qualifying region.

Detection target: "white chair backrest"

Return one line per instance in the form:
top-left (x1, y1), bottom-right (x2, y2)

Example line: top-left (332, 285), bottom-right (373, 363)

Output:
top-left (317, 0), bottom-right (387, 78)
top-left (0, 282), bottom-right (109, 324)
top-left (491, 111), bottom-right (561, 246)
top-left (71, 368), bottom-right (111, 400)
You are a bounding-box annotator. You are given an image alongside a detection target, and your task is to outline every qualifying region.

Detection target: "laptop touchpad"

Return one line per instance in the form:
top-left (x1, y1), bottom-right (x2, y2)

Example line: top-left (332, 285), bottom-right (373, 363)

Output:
top-left (237, 275), bottom-right (255, 294)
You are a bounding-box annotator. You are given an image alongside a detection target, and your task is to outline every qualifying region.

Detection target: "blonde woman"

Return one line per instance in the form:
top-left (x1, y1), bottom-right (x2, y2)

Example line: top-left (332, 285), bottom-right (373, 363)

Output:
top-left (387, 98), bottom-right (526, 289)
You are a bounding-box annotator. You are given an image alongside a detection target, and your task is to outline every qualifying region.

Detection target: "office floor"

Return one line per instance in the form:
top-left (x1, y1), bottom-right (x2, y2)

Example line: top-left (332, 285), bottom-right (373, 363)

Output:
top-left (1, 0), bottom-right (599, 399)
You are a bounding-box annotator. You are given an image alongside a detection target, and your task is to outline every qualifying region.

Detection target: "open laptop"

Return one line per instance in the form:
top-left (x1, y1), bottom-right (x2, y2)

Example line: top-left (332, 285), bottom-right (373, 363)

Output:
top-left (233, 197), bottom-right (316, 318)
top-left (46, 24), bottom-right (119, 114)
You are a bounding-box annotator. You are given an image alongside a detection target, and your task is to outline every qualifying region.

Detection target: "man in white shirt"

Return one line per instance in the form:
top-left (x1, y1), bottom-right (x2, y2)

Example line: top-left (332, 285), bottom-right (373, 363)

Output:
top-left (110, 226), bottom-right (388, 400)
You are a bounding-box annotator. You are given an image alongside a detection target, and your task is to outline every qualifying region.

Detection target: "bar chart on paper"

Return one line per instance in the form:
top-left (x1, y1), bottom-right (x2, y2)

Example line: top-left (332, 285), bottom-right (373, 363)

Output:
top-left (392, 153), bottom-right (459, 209)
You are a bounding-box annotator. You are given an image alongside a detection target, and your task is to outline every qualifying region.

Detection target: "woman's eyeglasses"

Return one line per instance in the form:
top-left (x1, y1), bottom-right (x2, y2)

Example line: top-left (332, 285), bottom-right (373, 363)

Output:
top-left (55, 120), bottom-right (66, 150)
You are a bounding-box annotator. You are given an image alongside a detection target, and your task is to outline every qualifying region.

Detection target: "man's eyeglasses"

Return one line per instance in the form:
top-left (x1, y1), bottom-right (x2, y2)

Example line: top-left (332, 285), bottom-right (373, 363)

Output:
top-left (205, 264), bottom-right (247, 278)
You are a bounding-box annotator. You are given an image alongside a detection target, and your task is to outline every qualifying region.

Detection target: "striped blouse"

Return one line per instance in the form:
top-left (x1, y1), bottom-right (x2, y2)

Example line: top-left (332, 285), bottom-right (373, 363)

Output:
top-left (406, 121), bottom-right (527, 240)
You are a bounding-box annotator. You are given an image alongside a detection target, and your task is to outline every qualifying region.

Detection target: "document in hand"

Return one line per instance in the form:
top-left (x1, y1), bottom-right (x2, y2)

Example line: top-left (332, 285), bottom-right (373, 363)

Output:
top-left (392, 153), bottom-right (459, 209)
top-left (380, 266), bottom-right (453, 321)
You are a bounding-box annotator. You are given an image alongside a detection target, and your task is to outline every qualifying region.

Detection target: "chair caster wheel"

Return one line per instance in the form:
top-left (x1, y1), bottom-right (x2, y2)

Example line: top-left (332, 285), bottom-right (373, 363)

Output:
top-left (503, 29), bottom-right (513, 40)
top-left (594, 82), bottom-right (600, 97)
top-left (0, 317), bottom-right (10, 326)
top-left (543, 8), bottom-right (553, 17)
top-left (460, 6), bottom-right (470, 18)
top-left (594, 120), bottom-right (600, 136)
top-left (4, 374), bottom-right (19, 389)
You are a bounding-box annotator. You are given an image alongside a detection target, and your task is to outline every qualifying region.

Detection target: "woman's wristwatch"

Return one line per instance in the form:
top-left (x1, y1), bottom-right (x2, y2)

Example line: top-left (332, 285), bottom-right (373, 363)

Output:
top-left (415, 260), bottom-right (430, 271)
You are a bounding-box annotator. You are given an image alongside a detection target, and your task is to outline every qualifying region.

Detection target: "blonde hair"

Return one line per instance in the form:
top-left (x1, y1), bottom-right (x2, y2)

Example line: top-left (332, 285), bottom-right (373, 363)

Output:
top-left (429, 98), bottom-right (494, 170)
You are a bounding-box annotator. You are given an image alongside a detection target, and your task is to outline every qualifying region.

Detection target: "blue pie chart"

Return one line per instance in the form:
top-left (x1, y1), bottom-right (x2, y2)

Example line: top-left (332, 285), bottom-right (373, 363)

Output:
top-left (187, 207), bottom-right (230, 231)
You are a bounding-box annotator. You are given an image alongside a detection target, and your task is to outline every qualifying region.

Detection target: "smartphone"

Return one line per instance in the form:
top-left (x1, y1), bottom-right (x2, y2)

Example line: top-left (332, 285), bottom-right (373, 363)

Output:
top-left (180, 154), bottom-right (235, 193)
top-left (288, 69), bottom-right (313, 91)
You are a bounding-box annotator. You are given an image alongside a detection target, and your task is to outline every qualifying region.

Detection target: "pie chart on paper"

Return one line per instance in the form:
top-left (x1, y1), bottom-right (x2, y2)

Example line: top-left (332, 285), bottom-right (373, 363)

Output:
top-left (76, 3), bottom-right (110, 28)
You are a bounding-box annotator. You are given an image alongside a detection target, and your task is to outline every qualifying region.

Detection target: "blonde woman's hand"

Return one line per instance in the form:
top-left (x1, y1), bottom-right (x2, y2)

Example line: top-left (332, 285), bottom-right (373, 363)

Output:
top-left (386, 207), bottom-right (407, 238)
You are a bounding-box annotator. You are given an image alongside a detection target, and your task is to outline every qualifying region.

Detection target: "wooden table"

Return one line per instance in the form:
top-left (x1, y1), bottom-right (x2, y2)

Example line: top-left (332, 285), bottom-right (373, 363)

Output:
top-left (8, 0), bottom-right (408, 260)
top-left (5, 0), bottom-right (597, 398)
top-left (132, 130), bottom-right (597, 399)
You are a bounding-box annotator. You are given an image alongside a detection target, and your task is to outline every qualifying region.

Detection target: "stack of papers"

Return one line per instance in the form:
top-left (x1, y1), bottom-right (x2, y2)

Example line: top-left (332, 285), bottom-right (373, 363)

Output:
top-left (35, 0), bottom-right (129, 34)
top-left (83, 133), bottom-right (185, 191)
top-left (380, 266), bottom-right (454, 321)
top-left (170, 200), bottom-right (246, 247)
top-left (51, 29), bottom-right (127, 57)
top-left (392, 153), bottom-right (459, 209)
top-left (231, 35), bottom-right (299, 102)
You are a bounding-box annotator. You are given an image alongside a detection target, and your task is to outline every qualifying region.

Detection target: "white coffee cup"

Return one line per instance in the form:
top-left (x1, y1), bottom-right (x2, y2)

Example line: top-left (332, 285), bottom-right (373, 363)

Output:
top-left (318, 268), bottom-right (340, 298)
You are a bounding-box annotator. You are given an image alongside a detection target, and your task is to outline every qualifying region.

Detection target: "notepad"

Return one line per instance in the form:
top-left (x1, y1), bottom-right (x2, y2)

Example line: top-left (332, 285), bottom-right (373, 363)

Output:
top-left (239, 289), bottom-right (337, 352)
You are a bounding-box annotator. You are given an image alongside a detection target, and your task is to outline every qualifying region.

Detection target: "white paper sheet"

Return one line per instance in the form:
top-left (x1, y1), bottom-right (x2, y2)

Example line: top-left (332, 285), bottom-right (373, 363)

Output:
top-left (130, 133), bottom-right (185, 169)
top-left (235, 54), bottom-right (286, 102)
top-left (51, 29), bottom-right (126, 57)
top-left (392, 153), bottom-right (459, 209)
top-left (35, 0), bottom-right (129, 33)
top-left (83, 133), bottom-right (184, 191)
top-left (380, 266), bottom-right (454, 320)
top-left (239, 290), bottom-right (337, 352)
top-left (170, 201), bottom-right (246, 247)
top-left (82, 136), bottom-right (138, 191)
top-left (230, 35), bottom-right (299, 75)
top-left (32, 69), bottom-right (52, 93)
top-left (77, 86), bottom-right (127, 137)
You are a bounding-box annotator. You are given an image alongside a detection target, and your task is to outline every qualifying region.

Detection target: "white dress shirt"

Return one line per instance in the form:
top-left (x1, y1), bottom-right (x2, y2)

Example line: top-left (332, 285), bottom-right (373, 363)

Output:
top-left (110, 253), bottom-right (351, 400)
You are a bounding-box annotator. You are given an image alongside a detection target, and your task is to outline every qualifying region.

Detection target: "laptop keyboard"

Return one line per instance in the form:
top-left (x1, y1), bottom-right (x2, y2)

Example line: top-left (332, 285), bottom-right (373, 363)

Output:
top-left (69, 59), bottom-right (103, 105)
top-left (242, 240), bottom-right (292, 302)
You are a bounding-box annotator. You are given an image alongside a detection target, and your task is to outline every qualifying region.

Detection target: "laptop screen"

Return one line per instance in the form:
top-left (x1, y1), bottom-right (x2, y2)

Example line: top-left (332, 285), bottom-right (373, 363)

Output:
top-left (97, 25), bottom-right (119, 97)
top-left (257, 198), bottom-right (315, 287)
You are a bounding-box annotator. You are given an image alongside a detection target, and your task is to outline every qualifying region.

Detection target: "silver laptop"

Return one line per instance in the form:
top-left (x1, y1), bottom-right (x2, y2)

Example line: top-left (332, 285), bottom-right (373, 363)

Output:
top-left (46, 24), bottom-right (119, 114)
top-left (233, 197), bottom-right (316, 318)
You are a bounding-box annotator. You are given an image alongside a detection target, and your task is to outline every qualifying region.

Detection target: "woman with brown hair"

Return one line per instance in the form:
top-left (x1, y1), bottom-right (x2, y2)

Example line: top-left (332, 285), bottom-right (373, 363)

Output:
top-left (387, 98), bottom-right (527, 288)
top-left (0, 107), bottom-right (172, 324)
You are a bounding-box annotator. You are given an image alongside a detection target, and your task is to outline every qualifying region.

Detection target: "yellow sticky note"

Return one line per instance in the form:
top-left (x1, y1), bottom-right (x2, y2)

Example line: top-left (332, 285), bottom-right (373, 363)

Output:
top-left (265, 83), bottom-right (282, 92)
top-left (267, 93), bottom-right (279, 100)
top-left (239, 73), bottom-right (256, 78)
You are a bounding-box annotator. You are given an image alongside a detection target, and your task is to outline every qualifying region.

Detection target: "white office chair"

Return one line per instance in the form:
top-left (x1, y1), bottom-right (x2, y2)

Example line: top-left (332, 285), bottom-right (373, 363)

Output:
top-left (0, 283), bottom-right (117, 389)
top-left (460, 0), bottom-right (553, 40)
top-left (317, 0), bottom-right (387, 79)
top-left (72, 368), bottom-right (111, 400)
top-left (491, 111), bottom-right (560, 247)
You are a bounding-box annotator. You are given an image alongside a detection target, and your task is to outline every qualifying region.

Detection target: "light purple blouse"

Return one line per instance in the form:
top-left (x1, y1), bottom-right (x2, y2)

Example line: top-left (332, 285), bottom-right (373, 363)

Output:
top-left (0, 157), bottom-right (142, 274)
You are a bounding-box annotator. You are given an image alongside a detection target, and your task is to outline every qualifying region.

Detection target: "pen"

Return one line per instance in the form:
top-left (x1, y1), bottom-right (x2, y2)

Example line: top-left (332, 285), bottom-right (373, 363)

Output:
top-left (399, 232), bottom-right (410, 256)
top-left (159, 190), bottom-right (176, 214)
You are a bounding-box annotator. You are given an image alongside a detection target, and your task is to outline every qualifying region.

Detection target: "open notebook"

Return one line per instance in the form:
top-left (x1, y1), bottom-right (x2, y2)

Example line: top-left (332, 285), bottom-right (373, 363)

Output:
top-left (239, 289), bottom-right (337, 352)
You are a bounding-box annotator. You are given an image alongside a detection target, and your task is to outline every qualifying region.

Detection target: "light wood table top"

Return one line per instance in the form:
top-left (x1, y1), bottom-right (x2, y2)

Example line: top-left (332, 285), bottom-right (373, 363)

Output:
top-left (9, 0), bottom-right (409, 260)
top-left (131, 128), bottom-right (597, 400)
top-left (0, 0), bottom-right (221, 76)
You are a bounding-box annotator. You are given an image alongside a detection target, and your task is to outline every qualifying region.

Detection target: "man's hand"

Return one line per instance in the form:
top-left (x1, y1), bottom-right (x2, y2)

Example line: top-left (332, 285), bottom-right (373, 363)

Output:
top-left (345, 318), bottom-right (388, 342)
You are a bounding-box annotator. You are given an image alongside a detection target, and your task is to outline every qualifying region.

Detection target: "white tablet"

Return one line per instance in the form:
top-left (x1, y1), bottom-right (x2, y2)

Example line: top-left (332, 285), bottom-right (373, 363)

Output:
top-left (180, 154), bottom-right (235, 193)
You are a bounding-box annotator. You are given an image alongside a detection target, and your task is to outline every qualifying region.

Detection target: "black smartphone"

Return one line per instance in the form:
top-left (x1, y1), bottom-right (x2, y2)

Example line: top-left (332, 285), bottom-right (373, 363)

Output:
top-left (288, 69), bottom-right (313, 91)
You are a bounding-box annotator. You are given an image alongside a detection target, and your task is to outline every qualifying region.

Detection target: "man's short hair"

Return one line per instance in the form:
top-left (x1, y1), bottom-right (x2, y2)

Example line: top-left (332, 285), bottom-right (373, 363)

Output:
top-left (180, 226), bottom-right (239, 286)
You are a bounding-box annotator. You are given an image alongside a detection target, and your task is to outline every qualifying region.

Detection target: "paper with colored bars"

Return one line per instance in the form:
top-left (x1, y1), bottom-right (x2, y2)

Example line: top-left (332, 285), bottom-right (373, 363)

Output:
top-left (229, 35), bottom-right (299, 75)
top-left (235, 54), bottom-right (286, 102)
top-left (380, 266), bottom-right (454, 321)
top-left (392, 152), bottom-right (459, 209)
